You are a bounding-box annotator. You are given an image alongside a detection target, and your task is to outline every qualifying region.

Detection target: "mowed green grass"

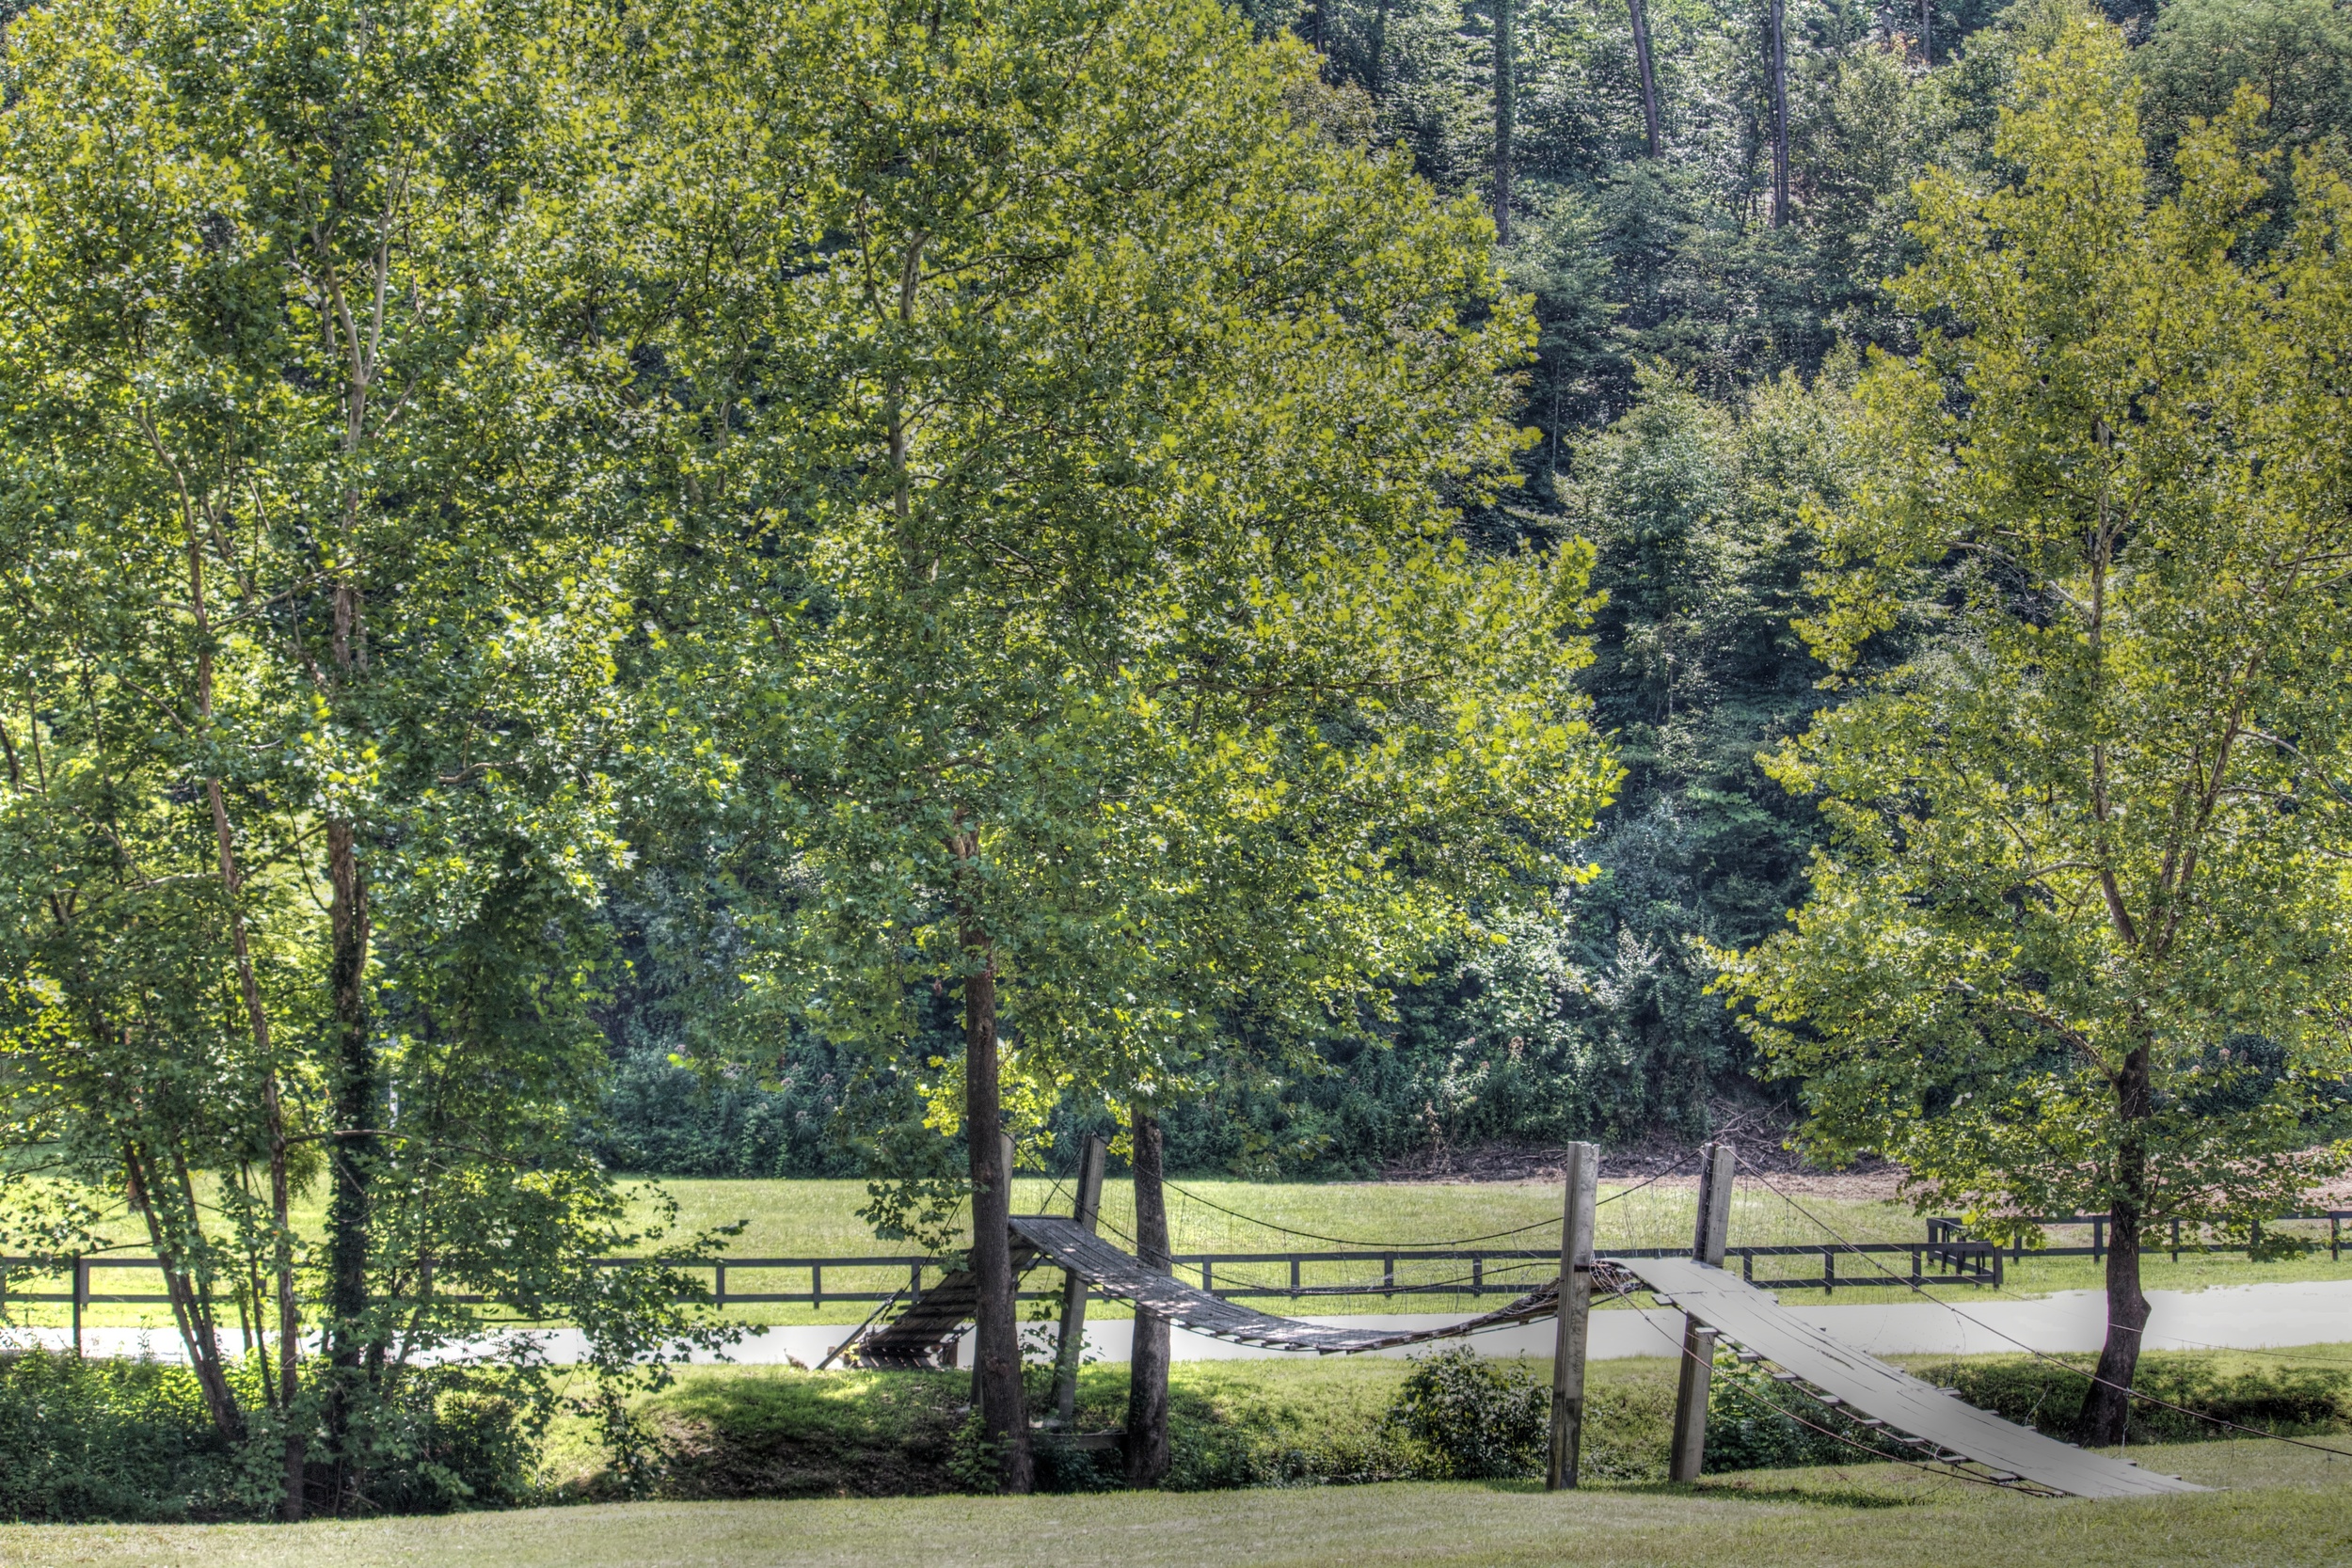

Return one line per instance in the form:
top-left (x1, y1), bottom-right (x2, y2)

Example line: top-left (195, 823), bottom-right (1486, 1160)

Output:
top-left (25, 1175), bottom-right (2352, 1327)
top-left (0, 1442), bottom-right (2344, 1568)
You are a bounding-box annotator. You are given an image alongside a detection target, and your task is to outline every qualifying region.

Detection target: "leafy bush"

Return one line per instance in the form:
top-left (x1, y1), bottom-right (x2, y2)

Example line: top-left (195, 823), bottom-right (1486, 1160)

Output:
top-left (0, 1351), bottom-right (550, 1522)
top-left (1384, 1348), bottom-right (1550, 1479)
top-left (0, 1349), bottom-right (236, 1521)
top-left (1702, 1358), bottom-right (1904, 1472)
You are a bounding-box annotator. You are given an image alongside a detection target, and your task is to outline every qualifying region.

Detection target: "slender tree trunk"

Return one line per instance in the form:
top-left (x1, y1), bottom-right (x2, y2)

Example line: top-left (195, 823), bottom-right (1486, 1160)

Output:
top-left (961, 901), bottom-right (1032, 1493)
top-left (322, 813), bottom-right (374, 1506)
top-left (1367, 0), bottom-right (1389, 97)
top-left (319, 554), bottom-right (376, 1511)
top-left (124, 1148), bottom-right (243, 1439)
top-left (1123, 1108), bottom-right (1172, 1488)
top-left (1493, 0), bottom-right (1516, 244)
top-left (1920, 0), bottom-right (1931, 65)
top-left (181, 515), bottom-right (306, 1520)
top-left (1769, 0), bottom-right (1789, 228)
top-left (1628, 0), bottom-right (1662, 157)
top-left (2078, 1046), bottom-right (2153, 1446)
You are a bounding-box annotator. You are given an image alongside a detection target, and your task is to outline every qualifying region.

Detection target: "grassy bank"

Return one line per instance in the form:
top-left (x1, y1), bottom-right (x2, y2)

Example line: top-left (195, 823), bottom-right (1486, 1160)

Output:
top-left (0, 1441), bottom-right (2345, 1568)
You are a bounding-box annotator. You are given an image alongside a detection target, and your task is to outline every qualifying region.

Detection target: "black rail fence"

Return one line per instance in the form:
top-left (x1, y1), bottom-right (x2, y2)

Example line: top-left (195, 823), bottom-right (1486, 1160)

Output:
top-left (8, 1210), bottom-right (2345, 1331)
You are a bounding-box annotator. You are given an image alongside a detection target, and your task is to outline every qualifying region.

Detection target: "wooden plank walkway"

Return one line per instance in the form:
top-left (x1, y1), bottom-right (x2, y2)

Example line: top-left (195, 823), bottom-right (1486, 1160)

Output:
top-left (849, 1215), bottom-right (1561, 1366)
top-left (1618, 1255), bottom-right (2207, 1498)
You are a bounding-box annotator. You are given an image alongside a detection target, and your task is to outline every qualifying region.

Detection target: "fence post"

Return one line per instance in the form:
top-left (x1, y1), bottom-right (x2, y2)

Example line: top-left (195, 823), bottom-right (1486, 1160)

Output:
top-left (1547, 1142), bottom-right (1597, 1490)
top-left (1052, 1133), bottom-right (1107, 1429)
top-left (715, 1263), bottom-right (727, 1309)
top-left (2334, 1215), bottom-right (2342, 1262)
top-left (2172, 1219), bottom-right (2182, 1263)
top-left (1291, 1257), bottom-right (1302, 1295)
top-left (1823, 1247), bottom-right (1835, 1296)
top-left (1668, 1141), bottom-right (1734, 1483)
top-left (812, 1263), bottom-right (822, 1311)
top-left (2092, 1218), bottom-right (2104, 1261)
top-left (72, 1255), bottom-right (85, 1359)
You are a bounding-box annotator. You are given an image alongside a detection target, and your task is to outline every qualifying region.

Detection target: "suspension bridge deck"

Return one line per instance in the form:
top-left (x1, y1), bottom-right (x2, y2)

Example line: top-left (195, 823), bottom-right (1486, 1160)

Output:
top-left (851, 1215), bottom-right (2209, 1499)
top-left (1614, 1255), bottom-right (2205, 1497)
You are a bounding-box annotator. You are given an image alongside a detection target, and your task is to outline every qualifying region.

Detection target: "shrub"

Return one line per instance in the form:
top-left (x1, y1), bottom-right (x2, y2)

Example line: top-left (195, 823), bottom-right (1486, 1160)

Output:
top-left (0, 1349), bottom-right (234, 1522)
top-left (1384, 1347), bottom-right (1549, 1479)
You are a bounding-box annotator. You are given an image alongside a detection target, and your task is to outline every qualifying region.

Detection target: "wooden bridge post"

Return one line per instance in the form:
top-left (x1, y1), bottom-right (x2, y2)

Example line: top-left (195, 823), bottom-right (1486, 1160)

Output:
top-left (1052, 1134), bottom-right (1108, 1428)
top-left (1546, 1141), bottom-right (1597, 1489)
top-left (1668, 1141), bottom-right (1734, 1483)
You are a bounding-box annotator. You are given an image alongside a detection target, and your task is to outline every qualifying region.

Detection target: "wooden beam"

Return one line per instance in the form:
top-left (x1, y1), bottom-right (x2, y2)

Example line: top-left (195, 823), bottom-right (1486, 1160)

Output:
top-left (1546, 1141), bottom-right (1597, 1489)
top-left (1669, 1323), bottom-right (1719, 1481)
top-left (1053, 1133), bottom-right (1108, 1428)
top-left (1668, 1141), bottom-right (1735, 1481)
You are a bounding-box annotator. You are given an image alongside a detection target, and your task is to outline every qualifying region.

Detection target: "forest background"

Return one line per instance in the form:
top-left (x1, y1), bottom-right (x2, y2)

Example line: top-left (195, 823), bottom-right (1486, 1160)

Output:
top-left (599, 0), bottom-right (2352, 1180)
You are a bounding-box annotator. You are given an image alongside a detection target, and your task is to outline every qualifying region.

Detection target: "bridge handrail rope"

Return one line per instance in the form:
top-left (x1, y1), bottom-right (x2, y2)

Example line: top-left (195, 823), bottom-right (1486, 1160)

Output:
top-left (1731, 1152), bottom-right (2352, 1463)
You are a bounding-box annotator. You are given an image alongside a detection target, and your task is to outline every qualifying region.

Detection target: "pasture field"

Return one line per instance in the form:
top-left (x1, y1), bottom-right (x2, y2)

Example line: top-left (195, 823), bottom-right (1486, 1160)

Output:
top-left (14, 1175), bottom-right (2351, 1329)
top-left (0, 1440), bottom-right (2343, 1568)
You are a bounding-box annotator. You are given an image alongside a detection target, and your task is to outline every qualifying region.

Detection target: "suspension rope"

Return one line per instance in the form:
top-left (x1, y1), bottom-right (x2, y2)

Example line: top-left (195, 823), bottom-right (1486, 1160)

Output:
top-left (1734, 1153), bottom-right (2352, 1462)
top-left (1154, 1150), bottom-right (1695, 1251)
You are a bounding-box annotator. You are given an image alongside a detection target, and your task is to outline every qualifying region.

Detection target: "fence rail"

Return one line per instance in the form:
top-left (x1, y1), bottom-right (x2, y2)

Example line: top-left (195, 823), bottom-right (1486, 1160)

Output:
top-left (8, 1209), bottom-right (2343, 1331)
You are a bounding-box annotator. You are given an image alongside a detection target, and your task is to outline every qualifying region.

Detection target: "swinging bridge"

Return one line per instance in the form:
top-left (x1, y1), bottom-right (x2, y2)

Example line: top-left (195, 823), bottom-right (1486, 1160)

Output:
top-left (844, 1144), bottom-right (2206, 1500)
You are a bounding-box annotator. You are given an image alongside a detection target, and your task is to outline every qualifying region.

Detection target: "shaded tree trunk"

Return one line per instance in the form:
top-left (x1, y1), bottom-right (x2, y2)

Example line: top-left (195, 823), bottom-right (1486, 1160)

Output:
top-left (1124, 1108), bottom-right (1172, 1488)
top-left (322, 814), bottom-right (373, 1509)
top-left (1494, 0), bottom-right (1515, 243)
top-left (2078, 1046), bottom-right (2153, 1446)
top-left (1628, 0), bottom-right (1661, 157)
top-left (1769, 0), bottom-right (1788, 228)
top-left (962, 909), bottom-right (1033, 1493)
top-left (322, 574), bottom-right (374, 1513)
top-left (1367, 0), bottom-right (1388, 96)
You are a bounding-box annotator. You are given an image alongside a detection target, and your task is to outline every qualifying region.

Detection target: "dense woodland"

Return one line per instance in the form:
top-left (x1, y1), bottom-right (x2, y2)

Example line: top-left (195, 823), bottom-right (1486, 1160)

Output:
top-left (594, 0), bottom-right (2352, 1180)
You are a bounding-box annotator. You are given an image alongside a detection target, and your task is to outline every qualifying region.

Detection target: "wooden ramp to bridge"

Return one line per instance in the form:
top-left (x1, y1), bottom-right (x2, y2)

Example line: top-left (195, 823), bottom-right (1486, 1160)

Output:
top-left (1617, 1255), bottom-right (2206, 1498)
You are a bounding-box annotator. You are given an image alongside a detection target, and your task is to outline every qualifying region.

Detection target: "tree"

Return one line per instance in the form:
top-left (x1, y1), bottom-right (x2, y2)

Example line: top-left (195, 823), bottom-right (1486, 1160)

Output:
top-left (0, 0), bottom-right (730, 1515)
top-left (1496, 0), bottom-right (1518, 242)
top-left (595, 0), bottom-right (1615, 1491)
top-left (1715, 18), bottom-right (2352, 1444)
top-left (1768, 0), bottom-right (1789, 228)
top-left (1628, 0), bottom-right (1662, 156)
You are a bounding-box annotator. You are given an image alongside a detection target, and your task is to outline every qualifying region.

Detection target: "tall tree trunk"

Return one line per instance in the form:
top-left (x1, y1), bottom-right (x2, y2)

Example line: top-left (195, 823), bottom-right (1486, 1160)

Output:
top-left (322, 812), bottom-right (373, 1508)
top-left (1367, 0), bottom-right (1389, 97)
top-left (961, 903), bottom-right (1033, 1493)
top-left (1628, 0), bottom-right (1662, 157)
top-left (1769, 0), bottom-right (1788, 228)
top-left (1123, 1108), bottom-right (1172, 1488)
top-left (1920, 0), bottom-right (1931, 65)
top-left (322, 574), bottom-right (373, 1511)
top-left (1493, 0), bottom-right (1516, 243)
top-left (2078, 1046), bottom-right (2153, 1446)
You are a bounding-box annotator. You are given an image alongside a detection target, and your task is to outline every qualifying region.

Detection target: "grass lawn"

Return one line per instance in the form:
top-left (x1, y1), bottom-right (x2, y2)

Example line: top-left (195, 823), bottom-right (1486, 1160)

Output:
top-left (20, 1175), bottom-right (2349, 1328)
top-left (0, 1441), bottom-right (2345, 1568)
